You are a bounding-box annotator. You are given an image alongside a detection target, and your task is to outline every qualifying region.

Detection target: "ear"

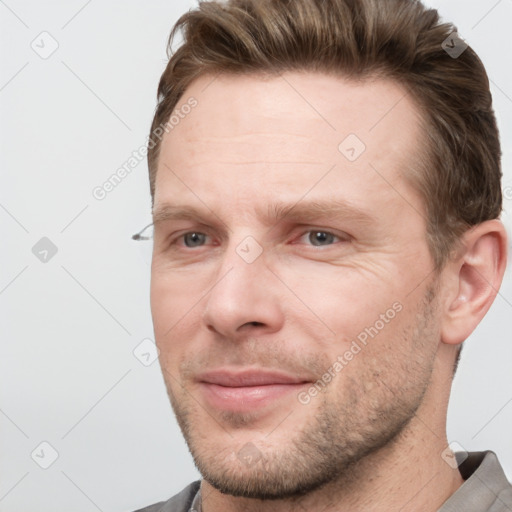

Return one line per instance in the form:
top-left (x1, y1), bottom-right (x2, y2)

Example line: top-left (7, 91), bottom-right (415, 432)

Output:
top-left (440, 219), bottom-right (508, 346)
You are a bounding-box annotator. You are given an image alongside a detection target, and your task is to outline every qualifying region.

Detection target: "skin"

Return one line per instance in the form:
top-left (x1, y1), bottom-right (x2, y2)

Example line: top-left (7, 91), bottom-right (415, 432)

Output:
top-left (150, 72), bottom-right (508, 511)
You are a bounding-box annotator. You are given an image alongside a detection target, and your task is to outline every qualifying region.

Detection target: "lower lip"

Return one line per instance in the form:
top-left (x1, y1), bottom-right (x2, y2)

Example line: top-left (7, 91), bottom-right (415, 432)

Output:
top-left (199, 382), bottom-right (308, 412)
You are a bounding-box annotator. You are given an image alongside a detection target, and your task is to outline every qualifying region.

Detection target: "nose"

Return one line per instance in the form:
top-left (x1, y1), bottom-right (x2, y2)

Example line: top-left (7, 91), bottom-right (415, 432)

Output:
top-left (202, 240), bottom-right (285, 339)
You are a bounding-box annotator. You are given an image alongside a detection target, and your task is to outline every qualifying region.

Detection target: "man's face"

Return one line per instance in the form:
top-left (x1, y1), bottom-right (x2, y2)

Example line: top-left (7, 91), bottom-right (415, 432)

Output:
top-left (150, 72), bottom-right (442, 499)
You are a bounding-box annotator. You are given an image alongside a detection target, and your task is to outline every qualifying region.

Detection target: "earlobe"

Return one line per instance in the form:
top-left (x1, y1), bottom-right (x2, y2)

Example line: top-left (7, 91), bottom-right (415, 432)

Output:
top-left (441, 220), bottom-right (508, 346)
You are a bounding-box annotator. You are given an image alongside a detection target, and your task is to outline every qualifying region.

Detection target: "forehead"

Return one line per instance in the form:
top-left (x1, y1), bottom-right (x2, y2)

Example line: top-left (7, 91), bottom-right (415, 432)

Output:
top-left (154, 71), bottom-right (424, 214)
top-left (165, 71), bottom-right (420, 144)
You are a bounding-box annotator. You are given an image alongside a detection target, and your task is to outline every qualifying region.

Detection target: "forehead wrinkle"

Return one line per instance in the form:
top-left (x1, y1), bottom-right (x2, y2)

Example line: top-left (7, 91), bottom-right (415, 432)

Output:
top-left (174, 160), bottom-right (330, 168)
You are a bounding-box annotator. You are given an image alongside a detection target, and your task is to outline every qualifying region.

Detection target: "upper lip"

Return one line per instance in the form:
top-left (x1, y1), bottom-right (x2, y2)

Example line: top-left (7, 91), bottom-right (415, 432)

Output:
top-left (198, 369), bottom-right (311, 387)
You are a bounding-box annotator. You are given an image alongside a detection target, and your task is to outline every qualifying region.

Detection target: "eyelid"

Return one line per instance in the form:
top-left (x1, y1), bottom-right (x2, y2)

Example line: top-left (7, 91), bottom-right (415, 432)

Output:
top-left (170, 230), bottom-right (211, 245)
top-left (168, 227), bottom-right (350, 248)
top-left (158, 223), bottom-right (217, 244)
top-left (294, 227), bottom-right (350, 245)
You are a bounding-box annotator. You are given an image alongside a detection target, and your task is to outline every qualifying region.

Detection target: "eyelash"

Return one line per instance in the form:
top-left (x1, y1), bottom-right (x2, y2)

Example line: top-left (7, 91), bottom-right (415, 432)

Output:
top-left (168, 229), bottom-right (348, 250)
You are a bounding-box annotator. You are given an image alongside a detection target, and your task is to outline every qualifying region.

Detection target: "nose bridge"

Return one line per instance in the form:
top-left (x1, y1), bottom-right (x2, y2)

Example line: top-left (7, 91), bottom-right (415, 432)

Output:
top-left (202, 233), bottom-right (283, 336)
top-left (214, 226), bottom-right (269, 288)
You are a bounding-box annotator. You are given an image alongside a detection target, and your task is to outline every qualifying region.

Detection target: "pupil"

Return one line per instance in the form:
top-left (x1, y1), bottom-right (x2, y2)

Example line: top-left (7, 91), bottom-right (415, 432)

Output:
top-left (185, 233), bottom-right (204, 247)
top-left (311, 231), bottom-right (332, 246)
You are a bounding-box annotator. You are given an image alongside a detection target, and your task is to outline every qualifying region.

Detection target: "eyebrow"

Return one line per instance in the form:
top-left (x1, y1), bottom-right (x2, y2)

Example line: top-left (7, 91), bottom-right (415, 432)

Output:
top-left (152, 199), bottom-right (376, 228)
top-left (263, 199), bottom-right (375, 227)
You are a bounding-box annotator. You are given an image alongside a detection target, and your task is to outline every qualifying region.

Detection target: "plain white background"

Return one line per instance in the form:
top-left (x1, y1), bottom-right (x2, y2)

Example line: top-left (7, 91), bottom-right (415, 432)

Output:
top-left (1, 1), bottom-right (511, 511)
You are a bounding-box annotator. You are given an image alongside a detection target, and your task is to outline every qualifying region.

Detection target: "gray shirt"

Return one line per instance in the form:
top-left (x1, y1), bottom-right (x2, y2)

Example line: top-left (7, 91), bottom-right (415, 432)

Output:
top-left (133, 451), bottom-right (512, 512)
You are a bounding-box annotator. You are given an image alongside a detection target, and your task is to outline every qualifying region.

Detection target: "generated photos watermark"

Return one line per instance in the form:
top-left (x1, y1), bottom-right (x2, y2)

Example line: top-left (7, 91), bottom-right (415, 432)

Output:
top-left (297, 301), bottom-right (403, 405)
top-left (92, 96), bottom-right (198, 201)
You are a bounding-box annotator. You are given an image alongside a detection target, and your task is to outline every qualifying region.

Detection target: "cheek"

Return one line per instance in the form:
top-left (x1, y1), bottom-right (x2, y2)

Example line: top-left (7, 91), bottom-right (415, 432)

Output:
top-left (322, 304), bottom-right (430, 403)
top-left (277, 262), bottom-right (405, 342)
top-left (150, 268), bottom-right (201, 325)
top-left (150, 275), bottom-right (199, 363)
top-left (150, 278), bottom-right (170, 335)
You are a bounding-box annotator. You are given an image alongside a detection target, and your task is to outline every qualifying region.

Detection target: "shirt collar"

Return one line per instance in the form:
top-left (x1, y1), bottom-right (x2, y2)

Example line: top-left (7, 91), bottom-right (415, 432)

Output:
top-left (439, 451), bottom-right (512, 512)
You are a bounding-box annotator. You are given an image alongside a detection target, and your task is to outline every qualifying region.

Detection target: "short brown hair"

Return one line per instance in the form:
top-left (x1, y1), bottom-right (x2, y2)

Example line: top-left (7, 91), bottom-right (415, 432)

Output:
top-left (148, 0), bottom-right (502, 269)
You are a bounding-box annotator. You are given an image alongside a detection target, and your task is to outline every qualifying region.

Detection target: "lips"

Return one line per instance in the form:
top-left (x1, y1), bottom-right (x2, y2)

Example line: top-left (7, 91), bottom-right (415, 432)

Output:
top-left (197, 368), bottom-right (311, 412)
top-left (198, 369), bottom-right (309, 387)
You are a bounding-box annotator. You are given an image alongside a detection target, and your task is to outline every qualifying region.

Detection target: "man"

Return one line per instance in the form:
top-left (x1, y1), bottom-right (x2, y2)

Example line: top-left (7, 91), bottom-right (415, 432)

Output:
top-left (133, 0), bottom-right (511, 510)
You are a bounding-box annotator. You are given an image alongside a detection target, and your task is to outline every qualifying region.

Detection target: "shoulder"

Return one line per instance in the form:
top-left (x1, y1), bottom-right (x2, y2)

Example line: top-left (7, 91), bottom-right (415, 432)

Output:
top-left (131, 481), bottom-right (201, 512)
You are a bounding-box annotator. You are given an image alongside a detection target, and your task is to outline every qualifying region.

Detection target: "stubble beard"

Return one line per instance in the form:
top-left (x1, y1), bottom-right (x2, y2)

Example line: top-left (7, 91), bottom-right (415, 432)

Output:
top-left (161, 284), bottom-right (439, 500)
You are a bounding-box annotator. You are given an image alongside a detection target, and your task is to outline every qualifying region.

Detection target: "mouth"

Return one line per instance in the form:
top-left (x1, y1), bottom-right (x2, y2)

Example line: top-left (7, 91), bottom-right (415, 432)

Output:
top-left (197, 368), bottom-right (312, 412)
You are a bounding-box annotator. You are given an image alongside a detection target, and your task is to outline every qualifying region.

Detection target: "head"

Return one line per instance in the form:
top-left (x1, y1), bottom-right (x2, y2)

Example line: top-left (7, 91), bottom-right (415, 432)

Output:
top-left (148, 0), bottom-right (507, 501)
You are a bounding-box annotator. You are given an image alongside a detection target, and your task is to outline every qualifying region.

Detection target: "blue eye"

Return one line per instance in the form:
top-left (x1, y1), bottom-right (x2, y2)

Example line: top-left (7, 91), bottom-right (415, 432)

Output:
top-left (182, 232), bottom-right (208, 247)
top-left (303, 231), bottom-right (340, 246)
top-left (173, 229), bottom-right (343, 250)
